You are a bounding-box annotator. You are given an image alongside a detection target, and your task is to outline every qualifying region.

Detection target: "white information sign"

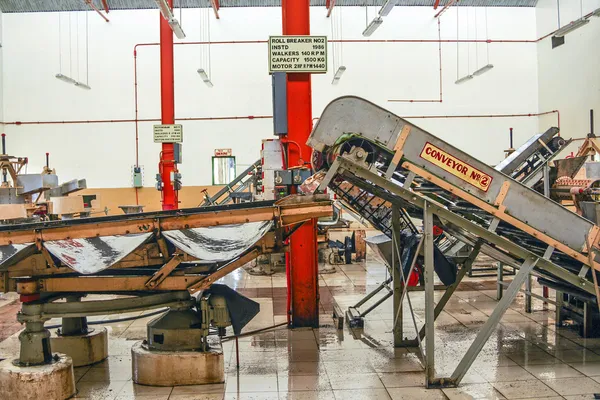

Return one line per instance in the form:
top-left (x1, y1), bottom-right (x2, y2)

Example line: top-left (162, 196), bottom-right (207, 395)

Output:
top-left (269, 36), bottom-right (328, 74)
top-left (153, 124), bottom-right (183, 143)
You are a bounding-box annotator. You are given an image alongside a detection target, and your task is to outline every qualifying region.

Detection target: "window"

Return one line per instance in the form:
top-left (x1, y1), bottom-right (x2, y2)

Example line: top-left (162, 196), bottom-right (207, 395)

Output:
top-left (212, 156), bottom-right (236, 185)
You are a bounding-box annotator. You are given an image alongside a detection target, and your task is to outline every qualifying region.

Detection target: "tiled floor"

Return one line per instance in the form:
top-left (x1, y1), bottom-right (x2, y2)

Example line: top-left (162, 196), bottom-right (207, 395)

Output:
top-left (1, 244), bottom-right (600, 399)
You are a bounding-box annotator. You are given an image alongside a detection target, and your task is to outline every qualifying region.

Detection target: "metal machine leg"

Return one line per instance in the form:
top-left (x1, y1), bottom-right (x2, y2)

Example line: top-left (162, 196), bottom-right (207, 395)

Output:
top-left (583, 302), bottom-right (593, 338)
top-left (392, 206), bottom-right (403, 347)
top-left (18, 321), bottom-right (53, 366)
top-left (497, 262), bottom-right (504, 300)
top-left (418, 241), bottom-right (482, 341)
top-left (423, 202), bottom-right (436, 386)
top-left (59, 296), bottom-right (89, 336)
top-left (555, 290), bottom-right (564, 327)
top-left (525, 273), bottom-right (532, 313)
top-left (447, 257), bottom-right (539, 386)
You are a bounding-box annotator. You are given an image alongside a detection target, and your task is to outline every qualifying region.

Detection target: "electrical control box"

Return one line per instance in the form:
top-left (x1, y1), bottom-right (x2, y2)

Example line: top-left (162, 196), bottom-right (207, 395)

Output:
top-left (132, 166), bottom-right (144, 188)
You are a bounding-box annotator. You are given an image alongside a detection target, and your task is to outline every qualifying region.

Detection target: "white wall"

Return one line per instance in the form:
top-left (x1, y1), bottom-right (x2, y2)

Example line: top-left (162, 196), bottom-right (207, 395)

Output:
top-left (536, 0), bottom-right (600, 145)
top-left (0, 10), bottom-right (3, 125)
top-left (0, 6), bottom-right (540, 188)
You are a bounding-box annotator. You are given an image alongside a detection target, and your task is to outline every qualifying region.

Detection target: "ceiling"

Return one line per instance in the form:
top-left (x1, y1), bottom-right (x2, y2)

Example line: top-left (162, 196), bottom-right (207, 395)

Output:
top-left (0, 0), bottom-right (539, 13)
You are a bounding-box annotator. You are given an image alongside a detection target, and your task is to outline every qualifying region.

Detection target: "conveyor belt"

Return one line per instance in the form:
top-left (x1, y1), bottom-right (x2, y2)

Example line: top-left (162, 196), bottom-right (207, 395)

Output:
top-left (309, 96), bottom-right (599, 296)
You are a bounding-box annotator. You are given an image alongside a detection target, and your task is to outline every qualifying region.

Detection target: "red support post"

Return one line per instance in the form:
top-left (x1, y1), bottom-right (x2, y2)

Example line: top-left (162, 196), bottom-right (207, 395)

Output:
top-left (160, 0), bottom-right (179, 211)
top-left (282, 0), bottom-right (319, 327)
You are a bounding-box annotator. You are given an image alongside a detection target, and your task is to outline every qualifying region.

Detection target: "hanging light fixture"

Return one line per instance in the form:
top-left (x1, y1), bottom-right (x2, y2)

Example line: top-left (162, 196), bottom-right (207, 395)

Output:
top-left (362, 17), bottom-right (382, 36)
top-left (154, 0), bottom-right (186, 39)
top-left (197, 9), bottom-right (213, 87)
top-left (472, 8), bottom-right (494, 77)
top-left (553, 17), bottom-right (590, 37)
top-left (197, 69), bottom-right (214, 87)
top-left (379, 0), bottom-right (396, 16)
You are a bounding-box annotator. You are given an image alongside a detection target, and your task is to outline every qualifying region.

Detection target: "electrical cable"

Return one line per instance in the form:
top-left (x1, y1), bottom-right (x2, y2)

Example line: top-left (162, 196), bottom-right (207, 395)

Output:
top-left (456, 8), bottom-right (459, 80)
top-left (86, 10), bottom-right (89, 85)
top-left (221, 322), bottom-right (288, 341)
top-left (466, 9), bottom-right (470, 75)
top-left (474, 8), bottom-right (478, 69)
top-left (76, 12), bottom-right (80, 82)
top-left (69, 13), bottom-right (72, 77)
top-left (485, 7), bottom-right (490, 65)
top-left (58, 14), bottom-right (62, 74)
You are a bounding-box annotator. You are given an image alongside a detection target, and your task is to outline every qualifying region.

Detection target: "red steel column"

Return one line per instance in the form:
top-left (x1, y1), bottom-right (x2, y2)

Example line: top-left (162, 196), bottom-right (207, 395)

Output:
top-left (282, 0), bottom-right (319, 327)
top-left (160, 0), bottom-right (178, 210)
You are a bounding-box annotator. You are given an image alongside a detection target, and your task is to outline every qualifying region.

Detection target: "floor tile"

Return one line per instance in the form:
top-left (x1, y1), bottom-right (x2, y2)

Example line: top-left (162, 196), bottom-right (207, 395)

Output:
top-left (276, 361), bottom-right (327, 376)
top-left (571, 362), bottom-right (600, 377)
top-left (387, 387), bottom-right (447, 399)
top-left (475, 365), bottom-right (536, 382)
top-left (332, 389), bottom-right (391, 400)
top-left (277, 375), bottom-right (332, 392)
top-left (442, 383), bottom-right (506, 400)
top-left (281, 391), bottom-right (336, 400)
top-left (117, 382), bottom-right (173, 397)
top-left (225, 375), bottom-right (278, 393)
top-left (73, 381), bottom-right (129, 399)
top-left (170, 384), bottom-right (226, 395)
top-left (491, 380), bottom-right (559, 399)
top-left (541, 376), bottom-right (600, 396)
top-left (169, 395), bottom-right (224, 400)
top-left (328, 373), bottom-right (385, 390)
top-left (223, 392), bottom-right (280, 400)
top-left (377, 371), bottom-right (425, 388)
top-left (523, 363), bottom-right (584, 379)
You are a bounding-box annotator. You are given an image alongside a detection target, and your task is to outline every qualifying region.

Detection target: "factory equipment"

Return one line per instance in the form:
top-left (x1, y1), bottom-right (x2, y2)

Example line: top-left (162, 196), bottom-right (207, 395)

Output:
top-left (0, 195), bottom-right (332, 397)
top-left (0, 134), bottom-right (96, 222)
top-left (306, 96), bottom-right (600, 388)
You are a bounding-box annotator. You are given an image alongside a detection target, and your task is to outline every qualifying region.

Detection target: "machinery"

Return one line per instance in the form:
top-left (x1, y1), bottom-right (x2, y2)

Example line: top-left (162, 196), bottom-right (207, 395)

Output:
top-left (0, 134), bottom-right (97, 223)
top-left (0, 195), bottom-right (332, 397)
top-left (306, 96), bottom-right (600, 388)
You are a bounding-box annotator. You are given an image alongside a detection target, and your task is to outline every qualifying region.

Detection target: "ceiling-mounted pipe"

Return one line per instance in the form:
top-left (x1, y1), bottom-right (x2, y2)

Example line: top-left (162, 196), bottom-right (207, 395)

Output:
top-left (434, 0), bottom-right (457, 19)
top-left (84, 0), bottom-right (109, 22)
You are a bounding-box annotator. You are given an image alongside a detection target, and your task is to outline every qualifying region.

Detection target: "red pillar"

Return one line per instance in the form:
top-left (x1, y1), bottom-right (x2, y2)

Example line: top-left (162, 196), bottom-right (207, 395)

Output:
top-left (282, 0), bottom-right (319, 327)
top-left (159, 0), bottom-right (178, 210)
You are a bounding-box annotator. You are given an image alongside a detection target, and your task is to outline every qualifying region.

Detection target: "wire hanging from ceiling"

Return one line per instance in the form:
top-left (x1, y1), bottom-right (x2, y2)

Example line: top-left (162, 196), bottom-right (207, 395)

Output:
top-left (55, 11), bottom-right (91, 89)
top-left (197, 6), bottom-right (213, 87)
top-left (331, 5), bottom-right (346, 84)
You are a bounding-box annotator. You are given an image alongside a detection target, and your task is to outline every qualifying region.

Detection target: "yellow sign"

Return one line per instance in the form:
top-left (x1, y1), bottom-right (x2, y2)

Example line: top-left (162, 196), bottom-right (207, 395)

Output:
top-left (419, 142), bottom-right (493, 192)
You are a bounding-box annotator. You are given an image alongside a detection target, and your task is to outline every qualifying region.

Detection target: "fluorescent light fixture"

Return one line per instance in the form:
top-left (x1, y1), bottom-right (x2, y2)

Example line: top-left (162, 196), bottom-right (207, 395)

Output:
top-left (553, 17), bottom-right (590, 37)
top-left (197, 69), bottom-right (214, 87)
top-left (168, 18), bottom-right (186, 39)
top-left (379, 0), bottom-right (396, 16)
top-left (473, 64), bottom-right (494, 76)
top-left (75, 82), bottom-right (91, 90)
top-left (455, 75), bottom-right (474, 85)
top-left (331, 66), bottom-right (346, 84)
top-left (592, 7), bottom-right (600, 17)
top-left (362, 17), bottom-right (383, 37)
top-left (154, 0), bottom-right (173, 20)
top-left (55, 73), bottom-right (77, 84)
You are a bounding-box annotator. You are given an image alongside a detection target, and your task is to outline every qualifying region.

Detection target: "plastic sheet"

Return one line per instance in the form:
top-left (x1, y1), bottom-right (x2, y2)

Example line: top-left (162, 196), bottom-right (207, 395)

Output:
top-left (162, 221), bottom-right (273, 262)
top-left (44, 233), bottom-right (152, 275)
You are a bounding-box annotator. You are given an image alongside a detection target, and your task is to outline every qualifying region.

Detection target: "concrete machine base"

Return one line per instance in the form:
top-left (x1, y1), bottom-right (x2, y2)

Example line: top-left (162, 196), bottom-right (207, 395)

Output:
top-left (131, 341), bottom-right (224, 386)
top-left (51, 327), bottom-right (109, 367)
top-left (0, 354), bottom-right (76, 400)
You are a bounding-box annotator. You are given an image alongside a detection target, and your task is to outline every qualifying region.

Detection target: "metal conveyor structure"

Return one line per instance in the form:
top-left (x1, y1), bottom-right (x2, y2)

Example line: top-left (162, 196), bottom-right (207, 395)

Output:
top-left (0, 195), bottom-right (332, 366)
top-left (307, 96), bottom-right (600, 388)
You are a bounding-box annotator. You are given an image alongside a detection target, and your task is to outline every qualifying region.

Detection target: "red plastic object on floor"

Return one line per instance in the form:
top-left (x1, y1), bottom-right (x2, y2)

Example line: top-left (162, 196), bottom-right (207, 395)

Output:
top-left (407, 268), bottom-right (420, 286)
